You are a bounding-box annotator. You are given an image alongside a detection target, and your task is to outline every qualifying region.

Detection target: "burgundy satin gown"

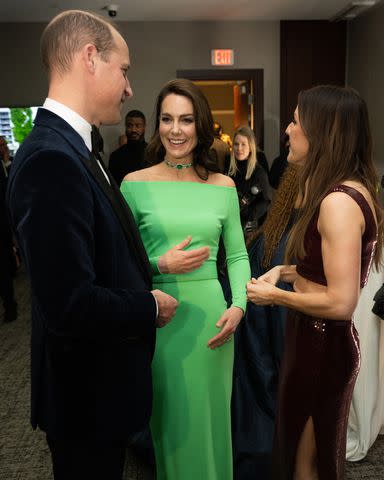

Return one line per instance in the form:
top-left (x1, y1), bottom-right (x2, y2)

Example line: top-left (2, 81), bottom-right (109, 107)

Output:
top-left (272, 185), bottom-right (377, 480)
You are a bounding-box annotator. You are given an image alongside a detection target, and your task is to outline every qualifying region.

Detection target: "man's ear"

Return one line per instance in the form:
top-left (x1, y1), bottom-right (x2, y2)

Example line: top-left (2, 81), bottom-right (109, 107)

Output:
top-left (82, 43), bottom-right (98, 74)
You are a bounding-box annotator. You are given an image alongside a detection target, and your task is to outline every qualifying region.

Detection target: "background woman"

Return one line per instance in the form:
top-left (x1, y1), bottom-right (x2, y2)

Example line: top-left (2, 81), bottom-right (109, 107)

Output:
top-left (232, 164), bottom-right (299, 479)
top-left (247, 85), bottom-right (382, 480)
top-left (346, 264), bottom-right (384, 461)
top-left (121, 79), bottom-right (250, 480)
top-left (228, 125), bottom-right (271, 242)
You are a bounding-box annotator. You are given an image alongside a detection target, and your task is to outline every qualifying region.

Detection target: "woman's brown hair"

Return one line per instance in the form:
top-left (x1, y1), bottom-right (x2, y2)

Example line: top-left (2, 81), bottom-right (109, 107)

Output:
top-left (285, 85), bottom-right (383, 267)
top-left (146, 78), bottom-right (218, 180)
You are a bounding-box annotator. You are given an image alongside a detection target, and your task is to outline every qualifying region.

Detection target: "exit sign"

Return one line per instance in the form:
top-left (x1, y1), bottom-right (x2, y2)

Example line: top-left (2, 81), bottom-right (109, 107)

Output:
top-left (211, 49), bottom-right (234, 66)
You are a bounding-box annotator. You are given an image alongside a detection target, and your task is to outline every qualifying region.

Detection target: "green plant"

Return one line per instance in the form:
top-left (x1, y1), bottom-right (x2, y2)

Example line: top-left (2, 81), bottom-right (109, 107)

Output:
top-left (10, 108), bottom-right (34, 144)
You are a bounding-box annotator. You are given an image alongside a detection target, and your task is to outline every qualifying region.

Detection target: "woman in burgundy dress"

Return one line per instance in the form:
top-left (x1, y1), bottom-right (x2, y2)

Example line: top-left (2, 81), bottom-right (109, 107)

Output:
top-left (246, 85), bottom-right (383, 480)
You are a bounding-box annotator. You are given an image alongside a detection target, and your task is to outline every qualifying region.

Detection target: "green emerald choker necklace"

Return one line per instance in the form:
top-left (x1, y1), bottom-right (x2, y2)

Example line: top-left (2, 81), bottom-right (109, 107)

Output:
top-left (165, 159), bottom-right (193, 170)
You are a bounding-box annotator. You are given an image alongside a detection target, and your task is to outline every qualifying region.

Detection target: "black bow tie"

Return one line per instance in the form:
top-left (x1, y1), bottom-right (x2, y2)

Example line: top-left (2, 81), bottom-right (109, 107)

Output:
top-left (91, 125), bottom-right (104, 157)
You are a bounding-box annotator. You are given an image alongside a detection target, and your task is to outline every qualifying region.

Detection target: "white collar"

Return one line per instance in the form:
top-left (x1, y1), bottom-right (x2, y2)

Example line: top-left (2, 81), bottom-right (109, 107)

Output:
top-left (42, 98), bottom-right (110, 185)
top-left (42, 98), bottom-right (92, 151)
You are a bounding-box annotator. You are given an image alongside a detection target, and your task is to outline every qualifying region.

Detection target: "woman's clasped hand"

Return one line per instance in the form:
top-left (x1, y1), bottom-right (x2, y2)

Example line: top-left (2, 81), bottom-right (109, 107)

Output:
top-left (246, 277), bottom-right (276, 305)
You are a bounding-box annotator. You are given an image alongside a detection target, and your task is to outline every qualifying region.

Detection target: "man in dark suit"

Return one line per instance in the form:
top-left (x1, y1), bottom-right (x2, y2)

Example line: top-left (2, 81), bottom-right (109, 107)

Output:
top-left (6, 10), bottom-right (178, 480)
top-left (109, 110), bottom-right (147, 186)
top-left (209, 123), bottom-right (230, 173)
top-left (0, 145), bottom-right (17, 323)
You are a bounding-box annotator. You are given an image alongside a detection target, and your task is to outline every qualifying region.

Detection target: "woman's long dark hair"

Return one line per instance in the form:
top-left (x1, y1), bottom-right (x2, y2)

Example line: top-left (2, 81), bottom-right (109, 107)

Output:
top-left (146, 78), bottom-right (219, 180)
top-left (285, 85), bottom-right (383, 267)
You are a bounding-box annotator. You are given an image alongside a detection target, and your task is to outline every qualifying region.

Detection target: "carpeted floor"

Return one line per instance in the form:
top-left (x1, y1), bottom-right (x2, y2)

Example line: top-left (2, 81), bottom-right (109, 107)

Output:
top-left (0, 270), bottom-right (151, 480)
top-left (0, 269), bottom-right (383, 479)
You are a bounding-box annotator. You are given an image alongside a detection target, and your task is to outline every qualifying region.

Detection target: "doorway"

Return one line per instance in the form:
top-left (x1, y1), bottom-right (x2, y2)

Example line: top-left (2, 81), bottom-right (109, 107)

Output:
top-left (177, 69), bottom-right (264, 149)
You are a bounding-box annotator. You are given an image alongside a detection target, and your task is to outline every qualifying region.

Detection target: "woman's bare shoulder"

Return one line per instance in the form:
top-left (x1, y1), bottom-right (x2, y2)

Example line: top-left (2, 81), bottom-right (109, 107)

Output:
top-left (319, 190), bottom-right (366, 233)
top-left (208, 173), bottom-right (235, 187)
top-left (341, 181), bottom-right (376, 214)
top-left (320, 181), bottom-right (377, 229)
top-left (322, 181), bottom-right (374, 215)
top-left (123, 165), bottom-right (161, 182)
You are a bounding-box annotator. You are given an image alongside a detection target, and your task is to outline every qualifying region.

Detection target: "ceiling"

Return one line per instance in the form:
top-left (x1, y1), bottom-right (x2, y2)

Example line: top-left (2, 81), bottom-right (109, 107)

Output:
top-left (0, 0), bottom-right (377, 23)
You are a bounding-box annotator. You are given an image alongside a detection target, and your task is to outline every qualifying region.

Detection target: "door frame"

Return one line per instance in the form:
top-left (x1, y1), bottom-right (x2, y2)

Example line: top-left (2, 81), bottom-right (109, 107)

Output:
top-left (177, 69), bottom-right (264, 149)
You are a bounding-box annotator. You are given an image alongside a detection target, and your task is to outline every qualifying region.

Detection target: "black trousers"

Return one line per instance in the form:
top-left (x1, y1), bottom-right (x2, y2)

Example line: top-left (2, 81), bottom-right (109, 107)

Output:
top-left (46, 435), bottom-right (127, 480)
top-left (0, 237), bottom-right (16, 310)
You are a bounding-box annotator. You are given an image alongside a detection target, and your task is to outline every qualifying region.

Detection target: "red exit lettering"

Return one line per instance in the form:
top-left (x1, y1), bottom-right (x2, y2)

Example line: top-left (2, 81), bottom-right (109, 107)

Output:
top-left (211, 49), bottom-right (234, 66)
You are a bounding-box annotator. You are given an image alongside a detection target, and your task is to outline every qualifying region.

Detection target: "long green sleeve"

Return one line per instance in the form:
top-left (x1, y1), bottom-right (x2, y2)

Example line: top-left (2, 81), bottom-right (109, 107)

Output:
top-left (222, 188), bottom-right (251, 311)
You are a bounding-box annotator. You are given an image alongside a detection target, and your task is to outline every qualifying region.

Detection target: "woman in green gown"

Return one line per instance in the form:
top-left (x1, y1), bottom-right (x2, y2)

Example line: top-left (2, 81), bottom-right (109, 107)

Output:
top-left (121, 79), bottom-right (250, 480)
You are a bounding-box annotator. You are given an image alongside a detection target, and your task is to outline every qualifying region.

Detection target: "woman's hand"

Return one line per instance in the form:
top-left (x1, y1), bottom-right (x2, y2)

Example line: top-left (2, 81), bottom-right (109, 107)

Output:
top-left (158, 236), bottom-right (210, 274)
top-left (207, 306), bottom-right (244, 350)
top-left (246, 278), bottom-right (277, 305)
top-left (257, 265), bottom-right (282, 285)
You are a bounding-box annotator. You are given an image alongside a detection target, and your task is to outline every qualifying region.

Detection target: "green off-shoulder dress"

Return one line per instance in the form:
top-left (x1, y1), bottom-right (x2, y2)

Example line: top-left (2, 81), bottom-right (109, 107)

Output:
top-left (121, 181), bottom-right (250, 480)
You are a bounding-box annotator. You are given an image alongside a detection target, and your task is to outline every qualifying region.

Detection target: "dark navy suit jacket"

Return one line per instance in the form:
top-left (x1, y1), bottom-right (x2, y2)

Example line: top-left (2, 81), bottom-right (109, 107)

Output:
top-left (6, 108), bottom-right (157, 440)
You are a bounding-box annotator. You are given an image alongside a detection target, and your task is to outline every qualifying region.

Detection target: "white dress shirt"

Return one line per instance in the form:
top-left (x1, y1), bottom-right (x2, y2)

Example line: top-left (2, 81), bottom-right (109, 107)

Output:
top-left (42, 98), bottom-right (110, 184)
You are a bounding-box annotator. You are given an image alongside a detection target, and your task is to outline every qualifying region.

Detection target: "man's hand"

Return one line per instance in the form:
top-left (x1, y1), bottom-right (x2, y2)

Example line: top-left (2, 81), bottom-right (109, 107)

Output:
top-left (151, 289), bottom-right (179, 328)
top-left (158, 236), bottom-right (210, 274)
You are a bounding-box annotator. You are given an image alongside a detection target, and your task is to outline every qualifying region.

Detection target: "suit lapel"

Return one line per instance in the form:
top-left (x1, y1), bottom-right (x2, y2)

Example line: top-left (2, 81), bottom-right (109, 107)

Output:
top-left (81, 152), bottom-right (152, 285)
top-left (34, 109), bottom-right (152, 285)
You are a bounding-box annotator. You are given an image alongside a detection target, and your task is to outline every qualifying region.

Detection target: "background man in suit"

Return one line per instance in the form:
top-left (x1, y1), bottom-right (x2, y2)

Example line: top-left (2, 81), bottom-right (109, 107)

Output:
top-left (209, 122), bottom-right (230, 174)
top-left (0, 140), bottom-right (17, 323)
top-left (110, 110), bottom-right (147, 186)
top-left (121, 109), bottom-right (146, 144)
top-left (6, 10), bottom-right (178, 480)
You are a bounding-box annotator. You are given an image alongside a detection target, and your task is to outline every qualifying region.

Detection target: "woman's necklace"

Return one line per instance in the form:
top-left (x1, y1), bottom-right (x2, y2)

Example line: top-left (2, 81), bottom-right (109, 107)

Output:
top-left (164, 159), bottom-right (193, 170)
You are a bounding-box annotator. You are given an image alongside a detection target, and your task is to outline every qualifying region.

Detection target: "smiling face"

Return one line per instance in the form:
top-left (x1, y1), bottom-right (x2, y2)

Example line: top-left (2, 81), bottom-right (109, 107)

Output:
top-left (233, 134), bottom-right (250, 161)
top-left (159, 93), bottom-right (197, 164)
top-left (285, 106), bottom-right (309, 165)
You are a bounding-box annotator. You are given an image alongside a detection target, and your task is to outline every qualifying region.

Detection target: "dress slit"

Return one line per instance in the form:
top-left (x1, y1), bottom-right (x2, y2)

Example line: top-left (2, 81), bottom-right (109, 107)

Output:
top-left (294, 416), bottom-right (320, 479)
top-left (272, 185), bottom-right (374, 480)
top-left (272, 311), bottom-right (360, 480)
top-left (272, 388), bottom-right (313, 479)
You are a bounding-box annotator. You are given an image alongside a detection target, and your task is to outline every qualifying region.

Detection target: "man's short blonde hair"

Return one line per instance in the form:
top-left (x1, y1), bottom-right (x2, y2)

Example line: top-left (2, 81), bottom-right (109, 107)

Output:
top-left (41, 10), bottom-right (116, 75)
